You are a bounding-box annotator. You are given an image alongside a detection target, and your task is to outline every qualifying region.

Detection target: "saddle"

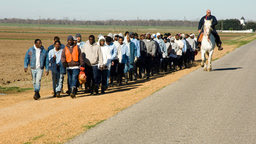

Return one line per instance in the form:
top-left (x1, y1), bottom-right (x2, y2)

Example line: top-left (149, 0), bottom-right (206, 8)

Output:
top-left (197, 32), bottom-right (204, 43)
top-left (196, 32), bottom-right (204, 50)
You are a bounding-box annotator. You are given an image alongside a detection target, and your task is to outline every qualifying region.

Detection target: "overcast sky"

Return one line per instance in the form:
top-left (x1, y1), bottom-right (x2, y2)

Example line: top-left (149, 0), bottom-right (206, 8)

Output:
top-left (0, 0), bottom-right (255, 21)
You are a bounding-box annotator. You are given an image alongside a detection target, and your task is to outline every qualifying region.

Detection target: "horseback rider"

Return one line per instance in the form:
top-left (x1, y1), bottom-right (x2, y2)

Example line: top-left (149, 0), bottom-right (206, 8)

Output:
top-left (198, 9), bottom-right (223, 51)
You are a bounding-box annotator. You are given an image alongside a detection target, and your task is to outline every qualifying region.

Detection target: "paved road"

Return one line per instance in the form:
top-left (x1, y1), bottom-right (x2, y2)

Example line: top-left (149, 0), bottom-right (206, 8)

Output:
top-left (68, 41), bottom-right (256, 144)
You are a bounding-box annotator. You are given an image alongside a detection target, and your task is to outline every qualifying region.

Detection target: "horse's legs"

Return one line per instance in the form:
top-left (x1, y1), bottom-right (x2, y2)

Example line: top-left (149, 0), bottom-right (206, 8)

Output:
top-left (207, 50), bottom-right (214, 71)
top-left (203, 51), bottom-right (209, 71)
top-left (201, 49), bottom-right (206, 68)
top-left (201, 50), bottom-right (207, 71)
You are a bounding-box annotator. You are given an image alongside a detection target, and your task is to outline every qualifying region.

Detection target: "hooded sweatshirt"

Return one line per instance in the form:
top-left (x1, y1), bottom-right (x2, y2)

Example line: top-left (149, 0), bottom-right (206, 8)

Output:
top-left (80, 41), bottom-right (103, 66)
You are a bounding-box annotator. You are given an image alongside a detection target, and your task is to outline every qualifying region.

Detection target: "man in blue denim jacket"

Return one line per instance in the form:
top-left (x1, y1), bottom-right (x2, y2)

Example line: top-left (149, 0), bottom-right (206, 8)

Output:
top-left (24, 39), bottom-right (49, 100)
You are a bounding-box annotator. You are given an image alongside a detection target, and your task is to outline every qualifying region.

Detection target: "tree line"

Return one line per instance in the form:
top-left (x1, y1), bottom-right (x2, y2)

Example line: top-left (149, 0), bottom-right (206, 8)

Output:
top-left (1, 18), bottom-right (255, 31)
top-left (216, 19), bottom-right (256, 31)
top-left (0, 18), bottom-right (198, 27)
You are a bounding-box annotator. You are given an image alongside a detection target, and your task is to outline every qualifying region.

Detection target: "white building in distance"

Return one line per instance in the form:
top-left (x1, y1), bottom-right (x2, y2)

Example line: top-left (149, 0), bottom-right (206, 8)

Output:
top-left (240, 17), bottom-right (246, 26)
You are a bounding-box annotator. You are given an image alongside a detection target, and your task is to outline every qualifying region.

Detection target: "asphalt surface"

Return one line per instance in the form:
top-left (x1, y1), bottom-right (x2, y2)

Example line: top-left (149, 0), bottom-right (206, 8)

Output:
top-left (67, 40), bottom-right (256, 144)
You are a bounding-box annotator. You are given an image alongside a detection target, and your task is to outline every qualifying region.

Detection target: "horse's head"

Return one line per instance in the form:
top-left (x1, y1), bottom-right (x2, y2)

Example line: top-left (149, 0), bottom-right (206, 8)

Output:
top-left (204, 19), bottom-right (213, 37)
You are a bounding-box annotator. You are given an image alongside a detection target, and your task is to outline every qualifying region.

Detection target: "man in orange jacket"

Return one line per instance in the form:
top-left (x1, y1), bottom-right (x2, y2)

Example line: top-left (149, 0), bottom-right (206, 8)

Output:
top-left (61, 35), bottom-right (84, 98)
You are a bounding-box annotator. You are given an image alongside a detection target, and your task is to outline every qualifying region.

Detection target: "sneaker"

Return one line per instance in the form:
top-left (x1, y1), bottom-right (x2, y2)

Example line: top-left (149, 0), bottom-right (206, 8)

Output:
top-left (218, 46), bottom-right (223, 51)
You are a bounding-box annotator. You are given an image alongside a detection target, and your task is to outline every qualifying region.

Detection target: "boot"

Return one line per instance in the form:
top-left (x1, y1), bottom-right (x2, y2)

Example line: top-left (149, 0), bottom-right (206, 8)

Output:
top-left (129, 70), bottom-right (133, 81)
top-left (101, 85), bottom-right (106, 94)
top-left (146, 72), bottom-right (150, 79)
top-left (66, 89), bottom-right (71, 95)
top-left (56, 91), bottom-right (61, 98)
top-left (89, 84), bottom-right (95, 95)
top-left (70, 87), bottom-right (76, 98)
top-left (216, 41), bottom-right (223, 51)
top-left (33, 91), bottom-right (40, 100)
top-left (94, 85), bottom-right (99, 95)
top-left (109, 77), bottom-right (114, 87)
top-left (87, 83), bottom-right (93, 95)
top-left (218, 44), bottom-right (223, 51)
top-left (134, 71), bottom-right (138, 81)
top-left (125, 73), bottom-right (129, 84)
top-left (53, 91), bottom-right (56, 98)
top-left (117, 75), bottom-right (122, 86)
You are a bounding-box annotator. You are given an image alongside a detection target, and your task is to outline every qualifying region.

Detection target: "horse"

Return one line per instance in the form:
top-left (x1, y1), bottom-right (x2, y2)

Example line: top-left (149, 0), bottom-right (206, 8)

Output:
top-left (200, 19), bottom-right (216, 72)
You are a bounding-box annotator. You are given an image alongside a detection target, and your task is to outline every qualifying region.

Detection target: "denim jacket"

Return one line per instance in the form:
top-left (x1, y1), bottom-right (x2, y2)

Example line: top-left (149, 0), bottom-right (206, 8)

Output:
top-left (24, 46), bottom-right (49, 71)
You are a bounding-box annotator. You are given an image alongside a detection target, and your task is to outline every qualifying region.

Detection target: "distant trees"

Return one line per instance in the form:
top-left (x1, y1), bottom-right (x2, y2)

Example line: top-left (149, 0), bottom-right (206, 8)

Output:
top-left (216, 19), bottom-right (256, 31)
top-left (0, 18), bottom-right (198, 27)
top-left (244, 22), bottom-right (256, 31)
top-left (1, 18), bottom-right (255, 31)
top-left (216, 19), bottom-right (242, 30)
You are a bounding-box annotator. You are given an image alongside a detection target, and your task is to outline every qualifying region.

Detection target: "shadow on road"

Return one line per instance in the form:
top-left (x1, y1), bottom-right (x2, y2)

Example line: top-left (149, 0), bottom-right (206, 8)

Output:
top-left (213, 67), bottom-right (242, 71)
top-left (39, 62), bottom-right (201, 100)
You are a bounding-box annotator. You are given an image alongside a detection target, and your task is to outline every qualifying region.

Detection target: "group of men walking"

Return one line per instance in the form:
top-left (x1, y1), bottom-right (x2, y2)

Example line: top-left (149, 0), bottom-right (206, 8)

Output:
top-left (24, 32), bottom-right (198, 100)
top-left (24, 9), bottom-right (222, 100)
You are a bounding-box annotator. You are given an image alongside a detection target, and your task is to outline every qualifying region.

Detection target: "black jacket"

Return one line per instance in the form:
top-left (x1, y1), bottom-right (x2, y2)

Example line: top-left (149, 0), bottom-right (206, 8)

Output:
top-left (154, 41), bottom-right (162, 58)
top-left (139, 40), bottom-right (147, 58)
top-left (198, 15), bottom-right (218, 30)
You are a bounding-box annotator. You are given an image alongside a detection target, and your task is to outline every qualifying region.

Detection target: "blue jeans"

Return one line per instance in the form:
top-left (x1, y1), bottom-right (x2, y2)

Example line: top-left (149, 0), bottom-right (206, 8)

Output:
top-left (124, 64), bottom-right (129, 74)
top-left (31, 68), bottom-right (43, 92)
top-left (67, 69), bottom-right (80, 90)
top-left (107, 69), bottom-right (110, 87)
top-left (92, 66), bottom-right (99, 85)
top-left (98, 69), bottom-right (108, 89)
top-left (51, 71), bottom-right (64, 93)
